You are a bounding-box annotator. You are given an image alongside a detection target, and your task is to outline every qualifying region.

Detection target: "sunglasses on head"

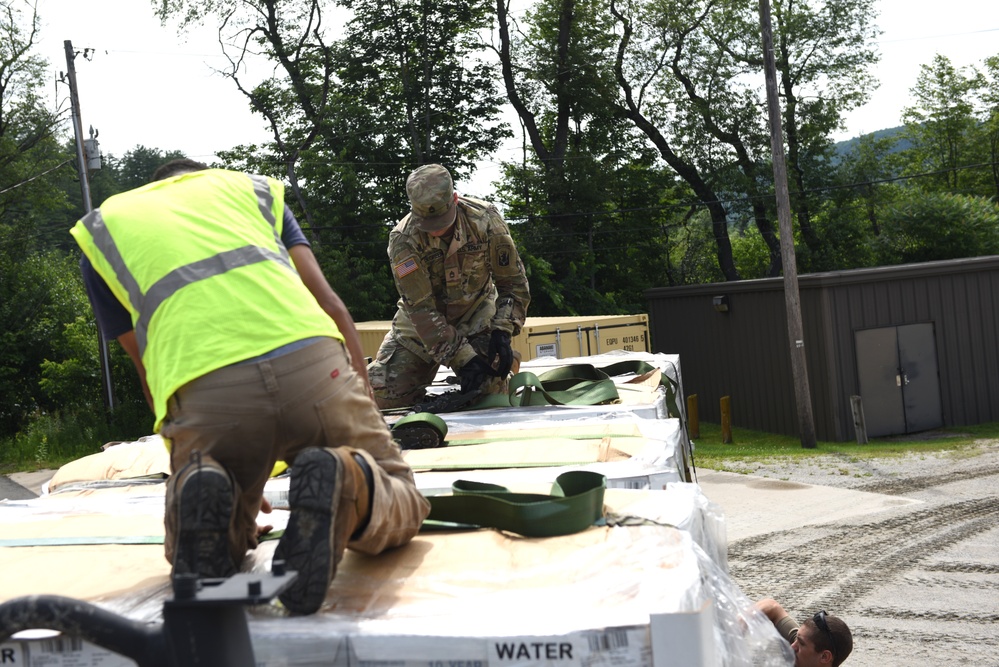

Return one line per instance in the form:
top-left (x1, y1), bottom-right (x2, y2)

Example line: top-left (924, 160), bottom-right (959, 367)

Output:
top-left (813, 610), bottom-right (838, 660)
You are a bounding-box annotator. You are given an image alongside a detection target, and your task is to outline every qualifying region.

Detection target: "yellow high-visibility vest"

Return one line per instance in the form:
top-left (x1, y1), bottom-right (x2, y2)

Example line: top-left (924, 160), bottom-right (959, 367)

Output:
top-left (71, 169), bottom-right (340, 432)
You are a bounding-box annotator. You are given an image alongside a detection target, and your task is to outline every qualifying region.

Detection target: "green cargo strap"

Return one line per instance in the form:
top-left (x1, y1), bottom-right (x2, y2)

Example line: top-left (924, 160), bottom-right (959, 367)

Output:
top-left (421, 470), bottom-right (606, 537)
top-left (399, 359), bottom-right (680, 415)
top-left (391, 412), bottom-right (449, 449)
top-left (474, 360), bottom-right (675, 411)
top-left (597, 359), bottom-right (683, 419)
top-left (472, 365), bottom-right (620, 410)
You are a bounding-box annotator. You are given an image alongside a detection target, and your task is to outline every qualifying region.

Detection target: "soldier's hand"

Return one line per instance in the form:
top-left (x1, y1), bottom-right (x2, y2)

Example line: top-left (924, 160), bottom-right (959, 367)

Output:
top-left (487, 329), bottom-right (514, 377)
top-left (458, 356), bottom-right (495, 394)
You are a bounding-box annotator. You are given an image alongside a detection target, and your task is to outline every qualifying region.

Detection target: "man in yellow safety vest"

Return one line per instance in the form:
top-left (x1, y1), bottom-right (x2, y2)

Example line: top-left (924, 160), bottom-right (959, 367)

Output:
top-left (71, 159), bottom-right (430, 615)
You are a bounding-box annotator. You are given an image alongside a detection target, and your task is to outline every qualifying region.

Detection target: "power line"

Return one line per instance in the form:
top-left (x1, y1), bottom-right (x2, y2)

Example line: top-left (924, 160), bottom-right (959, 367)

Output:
top-left (0, 160), bottom-right (74, 195)
top-left (2, 155), bottom-right (996, 253)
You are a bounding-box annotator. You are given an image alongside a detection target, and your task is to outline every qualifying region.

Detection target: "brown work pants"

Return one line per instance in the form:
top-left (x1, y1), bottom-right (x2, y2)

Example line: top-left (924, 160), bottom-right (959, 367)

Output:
top-left (162, 338), bottom-right (430, 570)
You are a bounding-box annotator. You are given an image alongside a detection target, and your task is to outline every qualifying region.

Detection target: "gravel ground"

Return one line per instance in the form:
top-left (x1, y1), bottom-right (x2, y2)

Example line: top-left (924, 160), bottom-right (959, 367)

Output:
top-left (709, 439), bottom-right (999, 667)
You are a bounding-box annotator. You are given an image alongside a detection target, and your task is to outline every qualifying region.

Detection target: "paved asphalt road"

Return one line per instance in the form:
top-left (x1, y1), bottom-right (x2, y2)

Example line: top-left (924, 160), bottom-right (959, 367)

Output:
top-left (0, 475), bottom-right (36, 501)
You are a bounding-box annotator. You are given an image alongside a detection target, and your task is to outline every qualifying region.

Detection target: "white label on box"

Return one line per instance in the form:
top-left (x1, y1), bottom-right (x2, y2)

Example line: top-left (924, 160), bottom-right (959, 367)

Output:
top-left (0, 637), bottom-right (137, 667)
top-left (580, 627), bottom-right (649, 667)
top-left (534, 343), bottom-right (558, 359)
top-left (348, 635), bottom-right (485, 667)
top-left (605, 476), bottom-right (652, 491)
top-left (490, 636), bottom-right (583, 667)
top-left (605, 472), bottom-right (676, 492)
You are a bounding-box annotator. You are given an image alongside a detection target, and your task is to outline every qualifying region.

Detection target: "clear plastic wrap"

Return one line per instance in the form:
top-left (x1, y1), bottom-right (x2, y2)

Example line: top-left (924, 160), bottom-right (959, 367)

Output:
top-left (0, 352), bottom-right (795, 666)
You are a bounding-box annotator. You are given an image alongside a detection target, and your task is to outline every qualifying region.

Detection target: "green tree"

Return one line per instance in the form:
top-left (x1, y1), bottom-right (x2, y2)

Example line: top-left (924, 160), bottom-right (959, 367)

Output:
top-left (980, 55), bottom-right (999, 201)
top-left (609, 0), bottom-right (879, 276)
top-left (876, 191), bottom-right (999, 264)
top-left (762, 0), bottom-right (879, 261)
top-left (0, 1), bottom-right (77, 437)
top-left (56, 144), bottom-right (189, 219)
top-left (0, 1), bottom-right (76, 251)
top-left (112, 145), bottom-right (188, 191)
top-left (665, 208), bottom-right (726, 285)
top-left (901, 54), bottom-right (984, 195)
top-left (0, 247), bottom-right (85, 437)
top-left (494, 0), bottom-right (694, 312)
top-left (157, 0), bottom-right (509, 321)
top-left (832, 132), bottom-right (902, 237)
top-left (608, 0), bottom-right (740, 282)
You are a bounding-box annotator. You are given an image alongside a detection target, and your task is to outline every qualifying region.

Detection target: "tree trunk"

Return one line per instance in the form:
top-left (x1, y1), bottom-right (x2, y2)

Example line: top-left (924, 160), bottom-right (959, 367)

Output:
top-left (610, 1), bottom-right (739, 281)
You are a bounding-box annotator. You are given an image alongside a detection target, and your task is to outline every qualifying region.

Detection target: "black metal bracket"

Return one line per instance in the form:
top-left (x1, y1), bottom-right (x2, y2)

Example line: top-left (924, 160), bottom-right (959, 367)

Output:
top-left (0, 564), bottom-right (297, 667)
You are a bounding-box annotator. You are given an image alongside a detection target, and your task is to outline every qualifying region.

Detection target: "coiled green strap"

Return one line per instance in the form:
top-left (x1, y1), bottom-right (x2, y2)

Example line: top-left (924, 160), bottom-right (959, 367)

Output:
top-left (421, 470), bottom-right (606, 537)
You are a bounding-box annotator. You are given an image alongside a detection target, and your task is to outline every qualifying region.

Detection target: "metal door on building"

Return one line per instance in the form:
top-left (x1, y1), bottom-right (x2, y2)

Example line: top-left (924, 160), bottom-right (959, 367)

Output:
top-left (855, 323), bottom-right (943, 438)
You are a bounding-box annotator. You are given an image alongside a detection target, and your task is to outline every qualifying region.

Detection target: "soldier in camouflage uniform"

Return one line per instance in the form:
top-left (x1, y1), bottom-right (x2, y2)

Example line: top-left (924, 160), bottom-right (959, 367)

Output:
top-left (368, 164), bottom-right (531, 409)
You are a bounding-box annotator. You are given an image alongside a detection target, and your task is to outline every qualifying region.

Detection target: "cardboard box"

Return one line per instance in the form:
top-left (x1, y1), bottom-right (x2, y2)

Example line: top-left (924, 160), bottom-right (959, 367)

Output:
top-left (353, 315), bottom-right (650, 364)
top-left (512, 315), bottom-right (650, 361)
top-left (354, 320), bottom-right (393, 361)
top-left (1, 610), bottom-right (718, 667)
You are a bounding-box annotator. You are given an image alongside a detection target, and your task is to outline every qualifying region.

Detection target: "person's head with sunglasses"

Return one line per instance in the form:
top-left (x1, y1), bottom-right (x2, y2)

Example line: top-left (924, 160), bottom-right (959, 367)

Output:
top-left (755, 598), bottom-right (854, 666)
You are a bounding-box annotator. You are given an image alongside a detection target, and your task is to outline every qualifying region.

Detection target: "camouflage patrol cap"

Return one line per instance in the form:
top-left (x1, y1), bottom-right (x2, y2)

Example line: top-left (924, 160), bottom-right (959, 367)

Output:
top-left (406, 164), bottom-right (457, 233)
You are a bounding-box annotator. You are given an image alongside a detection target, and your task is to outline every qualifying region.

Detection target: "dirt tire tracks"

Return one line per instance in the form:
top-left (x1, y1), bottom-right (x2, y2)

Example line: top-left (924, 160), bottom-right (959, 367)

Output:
top-left (726, 449), bottom-right (999, 667)
top-left (854, 462), bottom-right (999, 495)
top-left (730, 496), bottom-right (999, 612)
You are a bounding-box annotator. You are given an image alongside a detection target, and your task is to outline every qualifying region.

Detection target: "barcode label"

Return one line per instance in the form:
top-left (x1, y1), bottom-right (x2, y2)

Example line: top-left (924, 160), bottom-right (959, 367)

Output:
top-left (607, 478), bottom-right (649, 490)
top-left (587, 630), bottom-right (629, 652)
top-left (40, 637), bottom-right (83, 653)
top-left (605, 476), bottom-right (651, 490)
top-left (17, 637), bottom-right (139, 666)
top-left (264, 489), bottom-right (289, 510)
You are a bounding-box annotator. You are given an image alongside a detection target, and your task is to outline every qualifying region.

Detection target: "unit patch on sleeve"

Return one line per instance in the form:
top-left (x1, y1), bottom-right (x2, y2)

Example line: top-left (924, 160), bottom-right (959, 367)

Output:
top-left (394, 256), bottom-right (419, 278)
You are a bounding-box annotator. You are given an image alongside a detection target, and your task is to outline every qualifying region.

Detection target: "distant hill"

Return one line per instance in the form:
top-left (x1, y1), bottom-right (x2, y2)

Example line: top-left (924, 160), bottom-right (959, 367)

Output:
top-left (833, 125), bottom-right (911, 158)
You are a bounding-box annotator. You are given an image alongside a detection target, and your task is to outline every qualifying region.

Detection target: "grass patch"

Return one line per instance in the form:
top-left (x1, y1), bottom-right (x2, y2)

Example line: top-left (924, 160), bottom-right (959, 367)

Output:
top-left (0, 403), bottom-right (152, 475)
top-left (688, 421), bottom-right (999, 470)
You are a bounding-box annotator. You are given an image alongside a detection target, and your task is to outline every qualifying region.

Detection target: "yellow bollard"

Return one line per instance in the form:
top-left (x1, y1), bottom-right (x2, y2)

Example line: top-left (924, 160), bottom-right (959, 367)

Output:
top-left (686, 394), bottom-right (700, 439)
top-left (720, 395), bottom-right (733, 444)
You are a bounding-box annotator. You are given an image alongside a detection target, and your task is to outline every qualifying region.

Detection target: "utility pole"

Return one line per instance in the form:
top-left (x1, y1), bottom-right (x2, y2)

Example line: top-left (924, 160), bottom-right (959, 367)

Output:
top-left (64, 40), bottom-right (117, 414)
top-left (757, 0), bottom-right (816, 448)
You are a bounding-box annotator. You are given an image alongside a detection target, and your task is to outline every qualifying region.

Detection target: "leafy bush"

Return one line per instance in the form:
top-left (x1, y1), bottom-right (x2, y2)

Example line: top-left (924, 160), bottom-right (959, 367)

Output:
top-left (0, 246), bottom-right (152, 471)
top-left (0, 400), bottom-right (151, 472)
top-left (730, 228), bottom-right (773, 280)
top-left (876, 192), bottom-right (999, 264)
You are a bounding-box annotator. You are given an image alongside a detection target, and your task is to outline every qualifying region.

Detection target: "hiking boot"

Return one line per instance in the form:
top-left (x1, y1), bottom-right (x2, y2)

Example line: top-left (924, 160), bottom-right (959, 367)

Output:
top-left (275, 448), bottom-right (372, 615)
top-left (172, 466), bottom-right (237, 580)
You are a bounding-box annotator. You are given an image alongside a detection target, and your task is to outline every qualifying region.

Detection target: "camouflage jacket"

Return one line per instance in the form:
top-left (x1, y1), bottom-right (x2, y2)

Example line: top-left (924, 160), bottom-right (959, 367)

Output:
top-left (387, 196), bottom-right (530, 370)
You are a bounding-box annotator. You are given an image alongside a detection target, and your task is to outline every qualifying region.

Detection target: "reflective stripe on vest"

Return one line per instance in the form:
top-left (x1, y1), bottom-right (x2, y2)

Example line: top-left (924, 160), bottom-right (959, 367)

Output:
top-left (79, 174), bottom-right (293, 356)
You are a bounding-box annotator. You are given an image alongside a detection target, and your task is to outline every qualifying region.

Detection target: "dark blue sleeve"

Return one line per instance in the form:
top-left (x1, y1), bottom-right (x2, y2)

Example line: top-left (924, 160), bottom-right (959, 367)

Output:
top-left (282, 205), bottom-right (310, 248)
top-left (80, 256), bottom-right (133, 339)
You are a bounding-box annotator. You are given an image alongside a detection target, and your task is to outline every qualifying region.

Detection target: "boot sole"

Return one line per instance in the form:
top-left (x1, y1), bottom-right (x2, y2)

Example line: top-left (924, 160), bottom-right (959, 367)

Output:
top-left (174, 468), bottom-right (236, 579)
top-left (275, 448), bottom-right (339, 614)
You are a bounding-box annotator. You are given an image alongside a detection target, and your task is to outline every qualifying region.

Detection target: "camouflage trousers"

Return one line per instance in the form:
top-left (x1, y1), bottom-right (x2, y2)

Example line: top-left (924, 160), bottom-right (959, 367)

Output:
top-left (368, 331), bottom-right (509, 410)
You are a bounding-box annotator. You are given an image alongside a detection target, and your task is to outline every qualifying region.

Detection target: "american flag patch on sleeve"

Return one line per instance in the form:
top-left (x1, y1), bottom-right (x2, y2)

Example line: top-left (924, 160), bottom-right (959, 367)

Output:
top-left (394, 256), bottom-right (419, 278)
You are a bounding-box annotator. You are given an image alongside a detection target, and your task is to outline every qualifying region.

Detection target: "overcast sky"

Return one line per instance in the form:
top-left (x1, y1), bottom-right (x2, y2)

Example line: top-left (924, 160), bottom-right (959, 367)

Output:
top-left (35, 0), bottom-right (999, 196)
